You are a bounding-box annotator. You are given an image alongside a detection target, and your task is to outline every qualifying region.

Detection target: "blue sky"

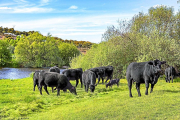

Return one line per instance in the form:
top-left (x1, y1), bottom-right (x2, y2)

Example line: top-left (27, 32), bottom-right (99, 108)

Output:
top-left (0, 0), bottom-right (179, 43)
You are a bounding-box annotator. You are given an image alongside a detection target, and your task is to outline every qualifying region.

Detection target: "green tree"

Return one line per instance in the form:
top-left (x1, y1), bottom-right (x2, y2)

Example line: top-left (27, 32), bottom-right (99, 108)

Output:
top-left (14, 32), bottom-right (63, 67)
top-left (0, 40), bottom-right (11, 66)
top-left (71, 5), bottom-right (180, 78)
top-left (59, 42), bottom-right (80, 66)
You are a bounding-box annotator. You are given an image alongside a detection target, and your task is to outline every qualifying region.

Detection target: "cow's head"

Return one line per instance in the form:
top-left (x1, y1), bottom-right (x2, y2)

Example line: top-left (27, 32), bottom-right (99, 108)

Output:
top-left (90, 85), bottom-right (96, 92)
top-left (153, 59), bottom-right (166, 69)
top-left (70, 86), bottom-right (77, 95)
top-left (106, 66), bottom-right (113, 71)
top-left (148, 59), bottom-right (166, 74)
top-left (98, 68), bottom-right (105, 75)
top-left (106, 83), bottom-right (110, 88)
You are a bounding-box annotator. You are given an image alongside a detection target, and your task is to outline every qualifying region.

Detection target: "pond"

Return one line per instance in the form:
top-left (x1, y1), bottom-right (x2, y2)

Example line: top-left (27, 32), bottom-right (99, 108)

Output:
top-left (0, 68), bottom-right (65, 80)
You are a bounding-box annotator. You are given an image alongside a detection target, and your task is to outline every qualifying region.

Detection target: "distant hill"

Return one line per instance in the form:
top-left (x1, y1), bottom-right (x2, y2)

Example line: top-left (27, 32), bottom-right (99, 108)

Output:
top-left (0, 26), bottom-right (95, 53)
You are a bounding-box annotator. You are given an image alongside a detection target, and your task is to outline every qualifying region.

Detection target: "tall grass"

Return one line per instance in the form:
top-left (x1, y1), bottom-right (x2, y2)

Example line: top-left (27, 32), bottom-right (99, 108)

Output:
top-left (0, 77), bottom-right (180, 120)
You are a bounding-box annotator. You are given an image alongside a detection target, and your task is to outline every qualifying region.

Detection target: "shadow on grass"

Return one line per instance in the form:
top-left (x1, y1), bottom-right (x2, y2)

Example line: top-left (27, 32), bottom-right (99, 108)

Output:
top-left (158, 90), bottom-right (180, 93)
top-left (173, 79), bottom-right (180, 82)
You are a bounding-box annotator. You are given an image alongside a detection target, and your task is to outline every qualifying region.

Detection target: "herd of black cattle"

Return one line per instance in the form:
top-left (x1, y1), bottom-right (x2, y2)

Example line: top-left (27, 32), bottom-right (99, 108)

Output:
top-left (33, 59), bottom-right (179, 97)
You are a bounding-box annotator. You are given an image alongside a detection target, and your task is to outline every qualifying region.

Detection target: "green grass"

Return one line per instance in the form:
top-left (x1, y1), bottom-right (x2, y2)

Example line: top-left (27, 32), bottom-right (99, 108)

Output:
top-left (0, 77), bottom-right (180, 120)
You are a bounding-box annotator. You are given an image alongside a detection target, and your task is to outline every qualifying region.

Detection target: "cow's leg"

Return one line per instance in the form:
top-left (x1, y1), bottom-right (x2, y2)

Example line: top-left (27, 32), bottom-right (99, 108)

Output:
top-left (128, 79), bottom-right (133, 97)
top-left (33, 82), bottom-right (37, 91)
top-left (136, 82), bottom-right (141, 97)
top-left (172, 75), bottom-right (174, 83)
top-left (80, 77), bottom-right (83, 88)
top-left (98, 75), bottom-right (101, 84)
top-left (105, 75), bottom-right (112, 83)
top-left (51, 87), bottom-right (54, 93)
top-left (84, 85), bottom-right (86, 92)
top-left (74, 77), bottom-right (79, 87)
top-left (145, 80), bottom-right (149, 95)
top-left (168, 73), bottom-right (170, 83)
top-left (101, 75), bottom-right (104, 84)
top-left (150, 84), bottom-right (155, 93)
top-left (86, 83), bottom-right (89, 92)
top-left (44, 85), bottom-right (49, 95)
top-left (39, 82), bottom-right (43, 95)
top-left (57, 88), bottom-right (60, 96)
top-left (105, 76), bottom-right (109, 83)
top-left (39, 85), bottom-right (42, 95)
top-left (117, 82), bottom-right (119, 87)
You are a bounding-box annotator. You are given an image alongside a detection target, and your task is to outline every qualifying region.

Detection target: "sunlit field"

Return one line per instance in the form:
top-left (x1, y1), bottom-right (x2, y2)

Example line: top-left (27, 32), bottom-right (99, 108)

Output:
top-left (0, 77), bottom-right (180, 120)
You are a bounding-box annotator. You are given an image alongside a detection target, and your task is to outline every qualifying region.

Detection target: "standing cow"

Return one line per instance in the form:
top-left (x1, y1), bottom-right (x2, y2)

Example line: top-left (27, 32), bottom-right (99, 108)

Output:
top-left (88, 67), bottom-right (105, 84)
top-left (82, 70), bottom-right (97, 92)
top-left (38, 71), bottom-right (77, 96)
top-left (104, 66), bottom-right (113, 83)
top-left (62, 68), bottom-right (83, 88)
top-left (126, 59), bottom-right (166, 97)
top-left (33, 70), bottom-right (45, 91)
top-left (165, 66), bottom-right (179, 83)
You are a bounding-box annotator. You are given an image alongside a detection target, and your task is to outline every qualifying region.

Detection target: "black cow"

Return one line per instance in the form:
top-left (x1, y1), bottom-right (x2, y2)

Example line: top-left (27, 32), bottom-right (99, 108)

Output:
top-left (33, 70), bottom-right (42, 91)
top-left (88, 67), bottom-right (105, 84)
top-left (165, 66), bottom-right (179, 83)
top-left (33, 70), bottom-right (47, 91)
top-left (38, 71), bottom-right (77, 96)
top-left (82, 70), bottom-right (97, 92)
top-left (106, 78), bottom-right (120, 88)
top-left (49, 66), bottom-right (60, 73)
top-left (62, 68), bottom-right (83, 88)
top-left (126, 59), bottom-right (166, 97)
top-left (48, 66), bottom-right (61, 92)
top-left (104, 66), bottom-right (113, 83)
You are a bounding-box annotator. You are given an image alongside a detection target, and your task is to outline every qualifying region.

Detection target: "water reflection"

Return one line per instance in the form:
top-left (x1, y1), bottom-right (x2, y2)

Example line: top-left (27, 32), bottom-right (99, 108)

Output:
top-left (0, 68), bottom-right (65, 80)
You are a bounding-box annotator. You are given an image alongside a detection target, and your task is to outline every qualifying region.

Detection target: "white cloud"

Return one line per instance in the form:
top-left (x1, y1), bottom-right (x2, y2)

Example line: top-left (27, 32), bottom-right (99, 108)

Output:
top-left (153, 4), bottom-right (166, 8)
top-left (1, 13), bottom-right (134, 43)
top-left (40, 0), bottom-right (50, 6)
top-left (0, 7), bottom-right (12, 9)
top-left (69, 5), bottom-right (78, 9)
top-left (12, 7), bottom-right (54, 13)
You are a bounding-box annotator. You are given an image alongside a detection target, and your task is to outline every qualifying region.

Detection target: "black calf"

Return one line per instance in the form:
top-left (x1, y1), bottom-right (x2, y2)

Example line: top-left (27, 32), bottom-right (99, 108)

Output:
top-left (106, 79), bottom-right (120, 88)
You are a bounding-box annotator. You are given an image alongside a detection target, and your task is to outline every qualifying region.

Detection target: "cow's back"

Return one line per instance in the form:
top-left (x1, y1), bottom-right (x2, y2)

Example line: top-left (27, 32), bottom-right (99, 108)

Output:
top-left (44, 72), bottom-right (67, 88)
top-left (126, 62), bottom-right (147, 82)
top-left (82, 70), bottom-right (96, 84)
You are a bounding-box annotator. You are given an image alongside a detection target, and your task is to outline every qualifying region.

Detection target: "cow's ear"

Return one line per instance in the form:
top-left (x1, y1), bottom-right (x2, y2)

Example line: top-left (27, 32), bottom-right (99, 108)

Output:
top-left (161, 61), bottom-right (166, 64)
top-left (148, 62), bottom-right (153, 65)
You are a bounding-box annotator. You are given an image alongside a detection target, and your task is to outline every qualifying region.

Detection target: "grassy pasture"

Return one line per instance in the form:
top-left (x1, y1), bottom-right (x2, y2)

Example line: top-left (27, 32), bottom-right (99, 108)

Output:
top-left (0, 77), bottom-right (180, 120)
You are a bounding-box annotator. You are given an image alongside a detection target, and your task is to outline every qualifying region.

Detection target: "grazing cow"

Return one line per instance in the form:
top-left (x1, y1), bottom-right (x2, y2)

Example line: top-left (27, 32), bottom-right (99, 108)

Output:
top-left (49, 66), bottom-right (60, 73)
top-left (165, 66), bottom-right (180, 83)
top-left (33, 70), bottom-right (46, 91)
top-left (88, 67), bottom-right (105, 84)
top-left (48, 66), bottom-right (61, 92)
top-left (38, 71), bottom-right (77, 96)
top-left (126, 59), bottom-right (166, 97)
top-left (62, 68), bottom-right (83, 88)
top-left (106, 79), bottom-right (120, 88)
top-left (82, 70), bottom-right (97, 92)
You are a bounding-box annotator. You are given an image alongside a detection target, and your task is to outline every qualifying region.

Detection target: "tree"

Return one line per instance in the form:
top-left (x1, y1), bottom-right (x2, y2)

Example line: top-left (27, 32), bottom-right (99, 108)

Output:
top-left (14, 32), bottom-right (63, 67)
top-left (58, 42), bottom-right (80, 66)
top-left (0, 40), bottom-right (11, 66)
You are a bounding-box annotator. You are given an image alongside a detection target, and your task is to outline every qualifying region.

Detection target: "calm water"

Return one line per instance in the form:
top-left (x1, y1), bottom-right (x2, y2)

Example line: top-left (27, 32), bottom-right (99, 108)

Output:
top-left (0, 68), bottom-right (65, 80)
